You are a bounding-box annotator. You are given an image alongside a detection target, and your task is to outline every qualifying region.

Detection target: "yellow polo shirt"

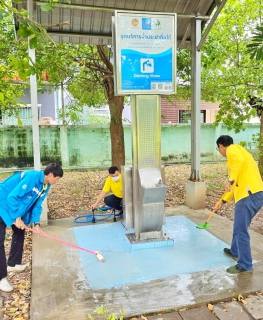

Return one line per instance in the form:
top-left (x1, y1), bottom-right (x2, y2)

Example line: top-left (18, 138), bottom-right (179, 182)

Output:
top-left (223, 144), bottom-right (263, 203)
top-left (102, 174), bottom-right (123, 198)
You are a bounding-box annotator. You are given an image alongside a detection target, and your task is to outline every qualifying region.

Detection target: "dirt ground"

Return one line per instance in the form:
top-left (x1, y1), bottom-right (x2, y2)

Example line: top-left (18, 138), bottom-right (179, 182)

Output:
top-left (1, 162), bottom-right (263, 319)
top-left (47, 162), bottom-right (263, 234)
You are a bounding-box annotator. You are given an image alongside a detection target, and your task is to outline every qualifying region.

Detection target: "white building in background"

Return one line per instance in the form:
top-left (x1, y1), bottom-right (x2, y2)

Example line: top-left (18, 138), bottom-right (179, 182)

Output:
top-left (1, 83), bottom-right (260, 126)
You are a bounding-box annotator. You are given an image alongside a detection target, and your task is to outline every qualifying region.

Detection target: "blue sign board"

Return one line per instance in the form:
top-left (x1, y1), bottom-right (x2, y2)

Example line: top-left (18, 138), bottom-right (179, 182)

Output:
top-left (114, 11), bottom-right (177, 95)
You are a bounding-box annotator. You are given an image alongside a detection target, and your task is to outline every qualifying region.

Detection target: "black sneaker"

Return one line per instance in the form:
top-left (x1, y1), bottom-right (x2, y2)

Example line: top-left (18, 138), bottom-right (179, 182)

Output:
top-left (224, 248), bottom-right (238, 261)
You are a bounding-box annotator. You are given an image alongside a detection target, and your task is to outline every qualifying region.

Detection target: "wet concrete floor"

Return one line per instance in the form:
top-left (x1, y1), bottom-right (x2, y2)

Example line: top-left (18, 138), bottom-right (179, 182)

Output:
top-left (30, 206), bottom-right (263, 320)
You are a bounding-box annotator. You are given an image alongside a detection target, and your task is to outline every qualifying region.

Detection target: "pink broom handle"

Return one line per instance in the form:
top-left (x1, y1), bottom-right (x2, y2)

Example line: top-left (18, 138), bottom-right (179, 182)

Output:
top-left (25, 226), bottom-right (97, 256)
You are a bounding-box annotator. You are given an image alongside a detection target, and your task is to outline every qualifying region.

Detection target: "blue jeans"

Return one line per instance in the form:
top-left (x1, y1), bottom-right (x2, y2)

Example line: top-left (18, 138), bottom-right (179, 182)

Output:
top-left (230, 191), bottom-right (263, 270)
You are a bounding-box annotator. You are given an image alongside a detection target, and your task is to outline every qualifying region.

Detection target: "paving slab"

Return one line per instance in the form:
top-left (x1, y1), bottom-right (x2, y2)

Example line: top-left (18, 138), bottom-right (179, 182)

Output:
top-left (243, 295), bottom-right (263, 320)
top-left (147, 311), bottom-right (183, 320)
top-left (213, 301), bottom-right (253, 320)
top-left (30, 206), bottom-right (263, 319)
top-left (179, 306), bottom-right (217, 320)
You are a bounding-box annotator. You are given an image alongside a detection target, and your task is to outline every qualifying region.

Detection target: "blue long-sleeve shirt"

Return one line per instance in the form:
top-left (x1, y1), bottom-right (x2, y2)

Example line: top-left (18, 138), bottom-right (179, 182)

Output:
top-left (0, 170), bottom-right (50, 227)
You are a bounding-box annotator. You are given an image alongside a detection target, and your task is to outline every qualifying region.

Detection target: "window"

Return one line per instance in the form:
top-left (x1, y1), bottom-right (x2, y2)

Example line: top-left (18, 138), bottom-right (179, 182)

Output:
top-left (200, 110), bottom-right (206, 123)
top-left (179, 110), bottom-right (206, 123)
top-left (0, 105), bottom-right (41, 125)
top-left (179, 110), bottom-right (191, 123)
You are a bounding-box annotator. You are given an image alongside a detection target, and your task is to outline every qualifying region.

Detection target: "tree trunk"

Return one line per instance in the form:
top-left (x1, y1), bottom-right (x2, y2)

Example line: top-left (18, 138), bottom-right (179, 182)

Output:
top-left (109, 96), bottom-right (125, 169)
top-left (103, 75), bottom-right (125, 170)
top-left (258, 111), bottom-right (263, 176)
top-left (97, 45), bottom-right (126, 170)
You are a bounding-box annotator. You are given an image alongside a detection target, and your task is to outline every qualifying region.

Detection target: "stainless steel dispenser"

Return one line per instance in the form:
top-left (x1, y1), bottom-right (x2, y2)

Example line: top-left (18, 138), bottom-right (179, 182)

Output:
top-left (123, 95), bottom-right (168, 241)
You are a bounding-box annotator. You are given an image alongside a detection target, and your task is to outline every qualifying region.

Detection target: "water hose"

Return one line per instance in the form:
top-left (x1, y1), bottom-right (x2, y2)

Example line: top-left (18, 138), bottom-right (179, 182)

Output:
top-left (25, 226), bottom-right (104, 262)
top-left (74, 207), bottom-right (123, 224)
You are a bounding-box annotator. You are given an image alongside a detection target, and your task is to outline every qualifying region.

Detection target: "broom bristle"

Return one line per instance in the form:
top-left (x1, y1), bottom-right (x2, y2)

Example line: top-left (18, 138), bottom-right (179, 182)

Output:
top-left (95, 251), bottom-right (104, 262)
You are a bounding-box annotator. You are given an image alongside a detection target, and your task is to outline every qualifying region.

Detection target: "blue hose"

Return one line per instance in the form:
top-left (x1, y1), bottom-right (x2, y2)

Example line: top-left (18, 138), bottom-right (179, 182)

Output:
top-left (74, 208), bottom-right (123, 223)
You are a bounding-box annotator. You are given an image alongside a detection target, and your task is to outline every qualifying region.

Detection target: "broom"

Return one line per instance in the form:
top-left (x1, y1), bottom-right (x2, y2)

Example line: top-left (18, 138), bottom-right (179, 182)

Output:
top-left (196, 180), bottom-right (234, 229)
top-left (25, 226), bottom-right (104, 262)
top-left (196, 192), bottom-right (227, 229)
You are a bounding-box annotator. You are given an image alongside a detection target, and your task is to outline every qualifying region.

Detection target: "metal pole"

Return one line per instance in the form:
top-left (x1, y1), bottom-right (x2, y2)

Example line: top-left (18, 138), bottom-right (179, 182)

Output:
top-left (131, 95), bottom-right (140, 240)
top-left (190, 18), bottom-right (201, 181)
top-left (27, 0), bottom-right (41, 170)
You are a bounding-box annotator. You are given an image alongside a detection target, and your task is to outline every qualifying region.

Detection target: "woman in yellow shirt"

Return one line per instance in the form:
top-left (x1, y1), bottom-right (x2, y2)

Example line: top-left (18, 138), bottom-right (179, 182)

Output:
top-left (215, 135), bottom-right (263, 274)
top-left (91, 166), bottom-right (123, 212)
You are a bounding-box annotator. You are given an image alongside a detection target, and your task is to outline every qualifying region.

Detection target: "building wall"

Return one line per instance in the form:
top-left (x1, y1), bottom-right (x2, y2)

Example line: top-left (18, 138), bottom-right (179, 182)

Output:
top-left (161, 97), bottom-right (220, 124)
top-left (0, 124), bottom-right (259, 169)
top-left (19, 88), bottom-right (57, 120)
top-left (15, 90), bottom-right (221, 125)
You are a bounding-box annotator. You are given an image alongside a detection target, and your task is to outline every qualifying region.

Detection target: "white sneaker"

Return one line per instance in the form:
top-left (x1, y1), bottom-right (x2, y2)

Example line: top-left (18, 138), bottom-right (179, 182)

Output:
top-left (7, 264), bottom-right (27, 272)
top-left (0, 278), bottom-right (13, 292)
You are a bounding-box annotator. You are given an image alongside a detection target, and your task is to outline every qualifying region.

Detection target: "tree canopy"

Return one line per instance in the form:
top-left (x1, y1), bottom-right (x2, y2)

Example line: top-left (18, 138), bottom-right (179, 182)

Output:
top-left (2, 0), bottom-right (263, 169)
top-left (201, 0), bottom-right (263, 132)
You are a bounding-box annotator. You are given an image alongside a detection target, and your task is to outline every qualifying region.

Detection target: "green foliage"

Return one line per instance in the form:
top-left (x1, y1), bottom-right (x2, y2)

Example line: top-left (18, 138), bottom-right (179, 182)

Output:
top-left (0, 1), bottom-right (31, 112)
top-left (247, 25), bottom-right (263, 60)
top-left (58, 100), bottom-right (110, 125)
top-left (88, 305), bottom-right (125, 320)
top-left (201, 0), bottom-right (263, 132)
top-left (0, 2), bottom-right (110, 120)
top-left (1, 0), bottom-right (50, 46)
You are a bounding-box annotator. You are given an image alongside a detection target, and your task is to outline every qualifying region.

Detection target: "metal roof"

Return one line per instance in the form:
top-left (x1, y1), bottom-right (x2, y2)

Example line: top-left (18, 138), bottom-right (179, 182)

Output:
top-left (13, 0), bottom-right (227, 49)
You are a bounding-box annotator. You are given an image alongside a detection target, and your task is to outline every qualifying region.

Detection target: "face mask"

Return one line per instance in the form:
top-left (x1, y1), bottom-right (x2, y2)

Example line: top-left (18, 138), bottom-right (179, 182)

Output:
top-left (111, 176), bottom-right (120, 182)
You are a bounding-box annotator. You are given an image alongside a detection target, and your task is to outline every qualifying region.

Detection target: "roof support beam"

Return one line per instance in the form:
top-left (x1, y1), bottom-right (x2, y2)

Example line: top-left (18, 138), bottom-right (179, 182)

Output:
top-left (46, 31), bottom-right (112, 39)
top-left (197, 0), bottom-right (228, 51)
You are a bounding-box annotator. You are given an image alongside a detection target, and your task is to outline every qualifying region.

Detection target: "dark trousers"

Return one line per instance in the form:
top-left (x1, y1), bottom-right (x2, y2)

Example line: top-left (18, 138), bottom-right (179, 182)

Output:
top-left (104, 194), bottom-right (122, 211)
top-left (0, 217), bottom-right (25, 280)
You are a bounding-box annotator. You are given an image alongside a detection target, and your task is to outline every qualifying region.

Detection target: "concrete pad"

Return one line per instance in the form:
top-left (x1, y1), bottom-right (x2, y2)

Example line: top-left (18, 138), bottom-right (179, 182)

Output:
top-left (30, 206), bottom-right (263, 320)
top-left (213, 301), bottom-right (253, 320)
top-left (243, 295), bottom-right (263, 320)
top-left (179, 306), bottom-right (217, 319)
top-left (72, 216), bottom-right (234, 289)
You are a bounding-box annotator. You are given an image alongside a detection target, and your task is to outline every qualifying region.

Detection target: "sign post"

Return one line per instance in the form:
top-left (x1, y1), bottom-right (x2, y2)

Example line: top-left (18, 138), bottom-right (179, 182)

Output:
top-left (114, 11), bottom-right (177, 240)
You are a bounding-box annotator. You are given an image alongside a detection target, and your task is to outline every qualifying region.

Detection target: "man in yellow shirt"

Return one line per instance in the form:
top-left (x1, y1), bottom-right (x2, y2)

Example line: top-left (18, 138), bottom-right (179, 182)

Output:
top-left (91, 166), bottom-right (123, 213)
top-left (214, 135), bottom-right (263, 274)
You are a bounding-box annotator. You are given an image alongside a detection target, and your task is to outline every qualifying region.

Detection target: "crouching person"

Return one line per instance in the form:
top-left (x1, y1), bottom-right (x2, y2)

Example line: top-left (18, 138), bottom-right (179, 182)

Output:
top-left (0, 163), bottom-right (63, 292)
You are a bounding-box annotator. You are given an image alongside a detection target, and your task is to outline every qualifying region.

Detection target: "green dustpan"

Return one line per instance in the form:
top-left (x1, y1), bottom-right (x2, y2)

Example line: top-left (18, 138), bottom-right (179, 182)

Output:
top-left (196, 223), bottom-right (211, 229)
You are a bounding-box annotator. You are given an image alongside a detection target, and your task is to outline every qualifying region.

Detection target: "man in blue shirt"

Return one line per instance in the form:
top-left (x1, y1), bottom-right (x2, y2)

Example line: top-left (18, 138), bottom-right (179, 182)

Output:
top-left (0, 163), bottom-right (63, 292)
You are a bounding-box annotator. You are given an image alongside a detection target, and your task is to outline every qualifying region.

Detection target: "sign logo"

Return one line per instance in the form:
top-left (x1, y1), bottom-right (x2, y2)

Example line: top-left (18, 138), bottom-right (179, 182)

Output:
top-left (142, 18), bottom-right (151, 30)
top-left (131, 18), bottom-right (139, 26)
top-left (141, 59), bottom-right (154, 73)
top-left (154, 19), bottom-right (161, 29)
